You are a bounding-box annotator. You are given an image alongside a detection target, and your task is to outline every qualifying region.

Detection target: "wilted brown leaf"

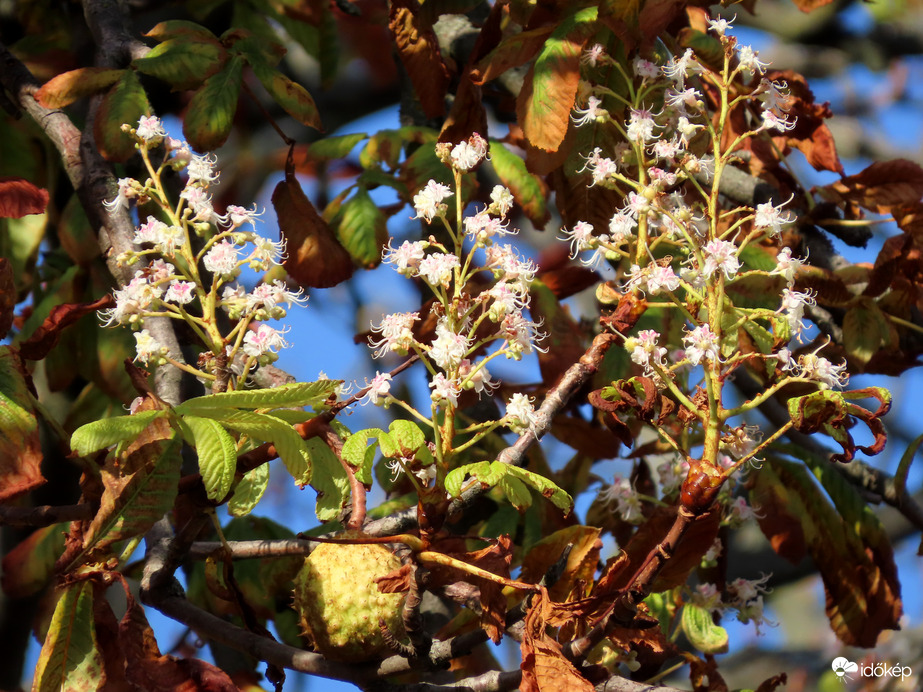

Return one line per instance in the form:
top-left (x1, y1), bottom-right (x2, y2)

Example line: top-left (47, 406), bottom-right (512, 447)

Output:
top-left (0, 347), bottom-right (44, 502)
top-left (520, 590), bottom-right (594, 692)
top-left (0, 177), bottom-right (49, 218)
top-left (273, 153), bottom-right (354, 289)
top-left (18, 295), bottom-right (115, 361)
top-left (389, 0), bottom-right (449, 119)
top-left (519, 525), bottom-right (601, 602)
top-left (825, 159), bottom-right (923, 214)
top-left (767, 70), bottom-right (842, 174)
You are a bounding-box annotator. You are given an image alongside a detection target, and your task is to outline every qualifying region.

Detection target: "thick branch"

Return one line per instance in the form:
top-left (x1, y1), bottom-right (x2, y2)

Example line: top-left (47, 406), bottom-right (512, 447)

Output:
top-left (0, 503), bottom-right (94, 528)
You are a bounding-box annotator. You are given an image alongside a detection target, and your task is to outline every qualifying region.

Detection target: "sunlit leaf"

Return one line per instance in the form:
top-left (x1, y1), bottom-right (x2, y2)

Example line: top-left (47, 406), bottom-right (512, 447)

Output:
top-left (34, 68), bottom-right (125, 109)
top-left (70, 410), bottom-right (164, 457)
top-left (251, 62), bottom-right (322, 130)
top-left (176, 380), bottom-right (340, 414)
top-left (1, 523), bottom-right (66, 598)
top-left (681, 603), bottom-right (728, 654)
top-left (132, 37), bottom-right (226, 91)
top-left (180, 415), bottom-right (238, 502)
top-left (183, 54), bottom-right (243, 151)
top-left (488, 141), bottom-right (549, 227)
top-left (331, 185), bottom-right (388, 267)
top-left (228, 464), bottom-right (270, 517)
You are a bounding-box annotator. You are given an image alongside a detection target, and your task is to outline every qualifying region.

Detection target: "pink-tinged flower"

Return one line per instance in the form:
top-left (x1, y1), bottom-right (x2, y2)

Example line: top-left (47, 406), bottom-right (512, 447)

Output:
top-left (683, 323), bottom-right (720, 365)
top-left (625, 329), bottom-right (667, 374)
top-left (428, 319), bottom-right (470, 370)
top-left (581, 43), bottom-right (606, 67)
top-left (429, 372), bottom-right (460, 407)
top-left (136, 115), bottom-right (166, 143)
top-left (561, 221), bottom-right (595, 258)
top-left (243, 324), bottom-right (289, 357)
top-left (728, 496), bottom-right (761, 523)
top-left (458, 359), bottom-right (498, 395)
top-left (164, 280), bottom-right (196, 305)
top-left (383, 239), bottom-right (427, 275)
top-left (771, 247), bottom-right (803, 285)
top-left (147, 259), bottom-right (175, 284)
top-left (226, 204), bottom-right (263, 228)
top-left (180, 185), bottom-right (217, 223)
top-left (486, 281), bottom-right (527, 321)
top-left (505, 392), bottom-right (538, 433)
top-left (464, 211), bottom-right (510, 243)
top-left (778, 287), bottom-right (815, 341)
top-left (727, 424), bottom-right (761, 458)
top-left (626, 107), bottom-right (659, 142)
top-left (363, 371), bottom-right (392, 406)
top-left (702, 239), bottom-right (740, 280)
top-left (728, 574), bottom-right (771, 607)
top-left (693, 583), bottom-right (724, 614)
top-left (738, 45), bottom-right (770, 75)
top-left (651, 137), bottom-right (682, 160)
top-left (501, 312), bottom-right (546, 359)
top-left (759, 110), bottom-right (796, 133)
top-left (417, 252), bottom-right (459, 288)
top-left (633, 56), bottom-right (660, 79)
top-left (134, 216), bottom-right (168, 245)
top-left (572, 96), bottom-right (606, 127)
top-left (450, 133), bottom-right (488, 170)
top-left (648, 166), bottom-right (678, 187)
top-left (608, 212), bottom-right (635, 242)
top-left (369, 311), bottom-right (420, 358)
top-left (754, 199), bottom-right (793, 237)
top-left (103, 177), bottom-right (137, 215)
top-left (187, 153), bottom-right (219, 185)
top-left (203, 240), bottom-right (240, 276)
top-left (133, 329), bottom-right (167, 364)
top-left (154, 224), bottom-right (186, 255)
top-left (647, 264), bottom-right (681, 294)
top-left (412, 180), bottom-right (453, 223)
top-left (484, 245), bottom-right (537, 287)
top-left (101, 274), bottom-right (162, 326)
top-left (756, 78), bottom-right (791, 113)
top-left (578, 147), bottom-right (620, 186)
top-left (597, 475), bottom-right (643, 523)
top-left (488, 185), bottom-right (514, 218)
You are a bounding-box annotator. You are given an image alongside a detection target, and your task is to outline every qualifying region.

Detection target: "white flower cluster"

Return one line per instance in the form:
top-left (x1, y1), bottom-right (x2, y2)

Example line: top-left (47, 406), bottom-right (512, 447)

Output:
top-left (100, 116), bottom-right (303, 370)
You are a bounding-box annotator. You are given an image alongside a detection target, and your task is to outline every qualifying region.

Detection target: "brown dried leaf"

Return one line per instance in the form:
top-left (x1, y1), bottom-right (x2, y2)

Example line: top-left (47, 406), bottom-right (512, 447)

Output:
top-left (520, 591), bottom-right (594, 692)
top-left (375, 563), bottom-right (413, 593)
top-left (519, 525), bottom-right (602, 603)
top-left (18, 295), bottom-right (115, 361)
top-left (827, 159), bottom-right (923, 214)
top-left (0, 177), bottom-right (50, 218)
top-left (689, 654), bottom-right (729, 692)
top-left (388, 0), bottom-right (449, 119)
top-left (767, 70), bottom-right (842, 174)
top-left (273, 158), bottom-right (354, 289)
top-left (0, 347), bottom-right (44, 502)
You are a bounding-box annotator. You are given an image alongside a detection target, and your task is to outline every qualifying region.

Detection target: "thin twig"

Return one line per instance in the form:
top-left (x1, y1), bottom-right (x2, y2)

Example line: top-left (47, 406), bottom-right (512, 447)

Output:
top-left (0, 504), bottom-right (94, 528)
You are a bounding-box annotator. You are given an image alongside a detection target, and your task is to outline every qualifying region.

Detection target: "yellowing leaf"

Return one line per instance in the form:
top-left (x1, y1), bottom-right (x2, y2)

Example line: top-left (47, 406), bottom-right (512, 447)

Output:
top-left (32, 581), bottom-right (103, 692)
top-left (488, 141), bottom-right (549, 227)
top-left (332, 185), bottom-right (388, 268)
top-left (132, 38), bottom-right (226, 91)
top-left (0, 347), bottom-right (44, 502)
top-left (34, 68), bottom-right (125, 109)
top-left (251, 63), bottom-right (322, 130)
top-left (183, 55), bottom-right (243, 151)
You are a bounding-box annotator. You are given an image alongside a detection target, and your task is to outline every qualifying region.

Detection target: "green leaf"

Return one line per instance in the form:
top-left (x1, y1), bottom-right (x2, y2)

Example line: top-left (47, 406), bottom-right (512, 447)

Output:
top-left (70, 410), bottom-right (164, 456)
top-left (488, 140), bottom-right (549, 226)
top-left (305, 436), bottom-right (350, 522)
top-left (228, 464), bottom-right (270, 517)
top-left (341, 428), bottom-right (383, 485)
top-left (742, 319), bottom-right (774, 356)
top-left (132, 38), bottom-right (227, 91)
top-left (681, 603), bottom-right (728, 654)
top-left (445, 460), bottom-right (494, 498)
top-left (32, 581), bottom-right (103, 692)
top-left (250, 61), bottom-right (322, 131)
top-left (180, 415), bottom-right (237, 501)
top-left (504, 465), bottom-right (573, 512)
top-left (360, 129), bottom-right (405, 170)
top-left (0, 347), bottom-right (43, 502)
top-left (35, 68), bottom-right (125, 109)
top-left (309, 133), bottom-right (368, 160)
top-left (445, 461), bottom-right (572, 511)
top-left (205, 409), bottom-right (311, 487)
top-left (332, 185), bottom-right (388, 268)
top-left (93, 70), bottom-right (151, 162)
top-left (183, 54), bottom-right (243, 151)
top-left (79, 418), bottom-right (182, 561)
top-left (384, 420), bottom-right (425, 456)
top-left (176, 380), bottom-right (340, 414)
top-left (498, 474), bottom-right (532, 510)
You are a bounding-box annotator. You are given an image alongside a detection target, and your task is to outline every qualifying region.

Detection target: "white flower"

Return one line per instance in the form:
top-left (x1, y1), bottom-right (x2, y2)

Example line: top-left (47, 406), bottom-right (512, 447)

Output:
top-left (633, 56), bottom-right (660, 79)
top-left (103, 177), bottom-right (137, 215)
top-left (561, 221), bottom-right (595, 258)
top-left (771, 247), bottom-right (803, 285)
top-left (417, 252), bottom-right (459, 289)
top-left (572, 96), bottom-right (607, 127)
top-left (608, 212), bottom-right (636, 242)
top-left (450, 133), bottom-right (488, 170)
top-left (506, 393), bottom-right (538, 433)
top-left (369, 311), bottom-right (420, 358)
top-left (133, 329), bottom-right (167, 364)
top-left (164, 280), bottom-right (196, 305)
top-left (579, 147), bottom-right (620, 186)
top-left (626, 107), bottom-right (659, 142)
top-left (598, 475), bottom-right (644, 523)
top-left (242, 324), bottom-right (288, 357)
top-left (501, 312), bottom-right (546, 359)
top-left (488, 185), bottom-right (514, 218)
top-left (754, 199), bottom-right (793, 237)
top-left (363, 371), bottom-right (392, 406)
top-left (582, 43), bottom-right (606, 67)
top-left (708, 15), bottom-right (735, 36)
top-left (665, 87), bottom-right (702, 110)
top-left (383, 239), bottom-right (427, 276)
top-left (187, 153), bottom-right (220, 186)
top-left (250, 235), bottom-right (286, 268)
top-left (683, 323), bottom-right (720, 365)
top-left (412, 180), bottom-right (453, 223)
top-left (663, 48), bottom-right (701, 85)
top-left (625, 329), bottom-right (667, 375)
top-left (203, 240), bottom-right (240, 276)
top-left (458, 358), bottom-right (498, 395)
top-left (798, 352), bottom-right (848, 389)
top-left (738, 45), bottom-right (770, 76)
top-left (778, 288), bottom-right (815, 341)
top-left (760, 110), bottom-right (796, 132)
top-left (646, 264), bottom-right (681, 295)
top-left (226, 204), bottom-right (263, 228)
top-left (428, 319), bottom-right (470, 370)
top-left (429, 372), bottom-right (460, 407)
top-left (136, 115), bottom-right (166, 143)
top-left (180, 185), bottom-right (218, 223)
top-left (701, 239), bottom-right (740, 280)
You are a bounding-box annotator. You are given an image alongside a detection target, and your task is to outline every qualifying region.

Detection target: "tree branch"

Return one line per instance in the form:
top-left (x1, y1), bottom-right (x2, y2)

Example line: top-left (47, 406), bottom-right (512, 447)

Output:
top-left (0, 503), bottom-right (94, 528)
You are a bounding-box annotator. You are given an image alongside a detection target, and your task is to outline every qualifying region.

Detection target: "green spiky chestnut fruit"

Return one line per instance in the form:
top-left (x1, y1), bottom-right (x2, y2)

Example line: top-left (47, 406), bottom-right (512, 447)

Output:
top-left (293, 537), bottom-right (406, 661)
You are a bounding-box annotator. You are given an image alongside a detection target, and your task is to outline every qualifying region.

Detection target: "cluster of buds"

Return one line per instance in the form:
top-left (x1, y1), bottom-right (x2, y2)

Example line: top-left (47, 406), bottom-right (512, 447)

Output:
top-left (365, 134), bottom-right (545, 440)
top-left (100, 117), bottom-right (303, 383)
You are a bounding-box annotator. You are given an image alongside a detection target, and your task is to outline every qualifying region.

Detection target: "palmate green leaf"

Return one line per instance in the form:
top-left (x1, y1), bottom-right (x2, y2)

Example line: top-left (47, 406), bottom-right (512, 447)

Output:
top-left (378, 419), bottom-right (425, 458)
top-left (176, 380), bottom-right (341, 415)
top-left (333, 185), bottom-right (388, 267)
top-left (305, 436), bottom-right (350, 522)
top-left (79, 418), bottom-right (182, 560)
top-left (179, 415), bottom-right (237, 502)
top-left (498, 474), bottom-right (532, 510)
top-left (341, 428), bottom-right (383, 485)
top-left (183, 54), bottom-right (243, 151)
top-left (204, 409), bottom-right (311, 487)
top-left (309, 133), bottom-right (368, 160)
top-left (228, 464), bottom-right (269, 517)
top-left (70, 410), bottom-right (165, 457)
top-left (488, 140), bottom-right (549, 227)
top-left (843, 298), bottom-right (888, 365)
top-left (445, 461), bottom-right (573, 512)
top-left (32, 581), bottom-right (103, 692)
top-left (250, 62), bottom-right (322, 130)
top-left (93, 70), bottom-right (151, 162)
top-left (132, 37), bottom-right (227, 91)
top-left (681, 603), bottom-right (728, 654)
top-left (504, 465), bottom-right (572, 512)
